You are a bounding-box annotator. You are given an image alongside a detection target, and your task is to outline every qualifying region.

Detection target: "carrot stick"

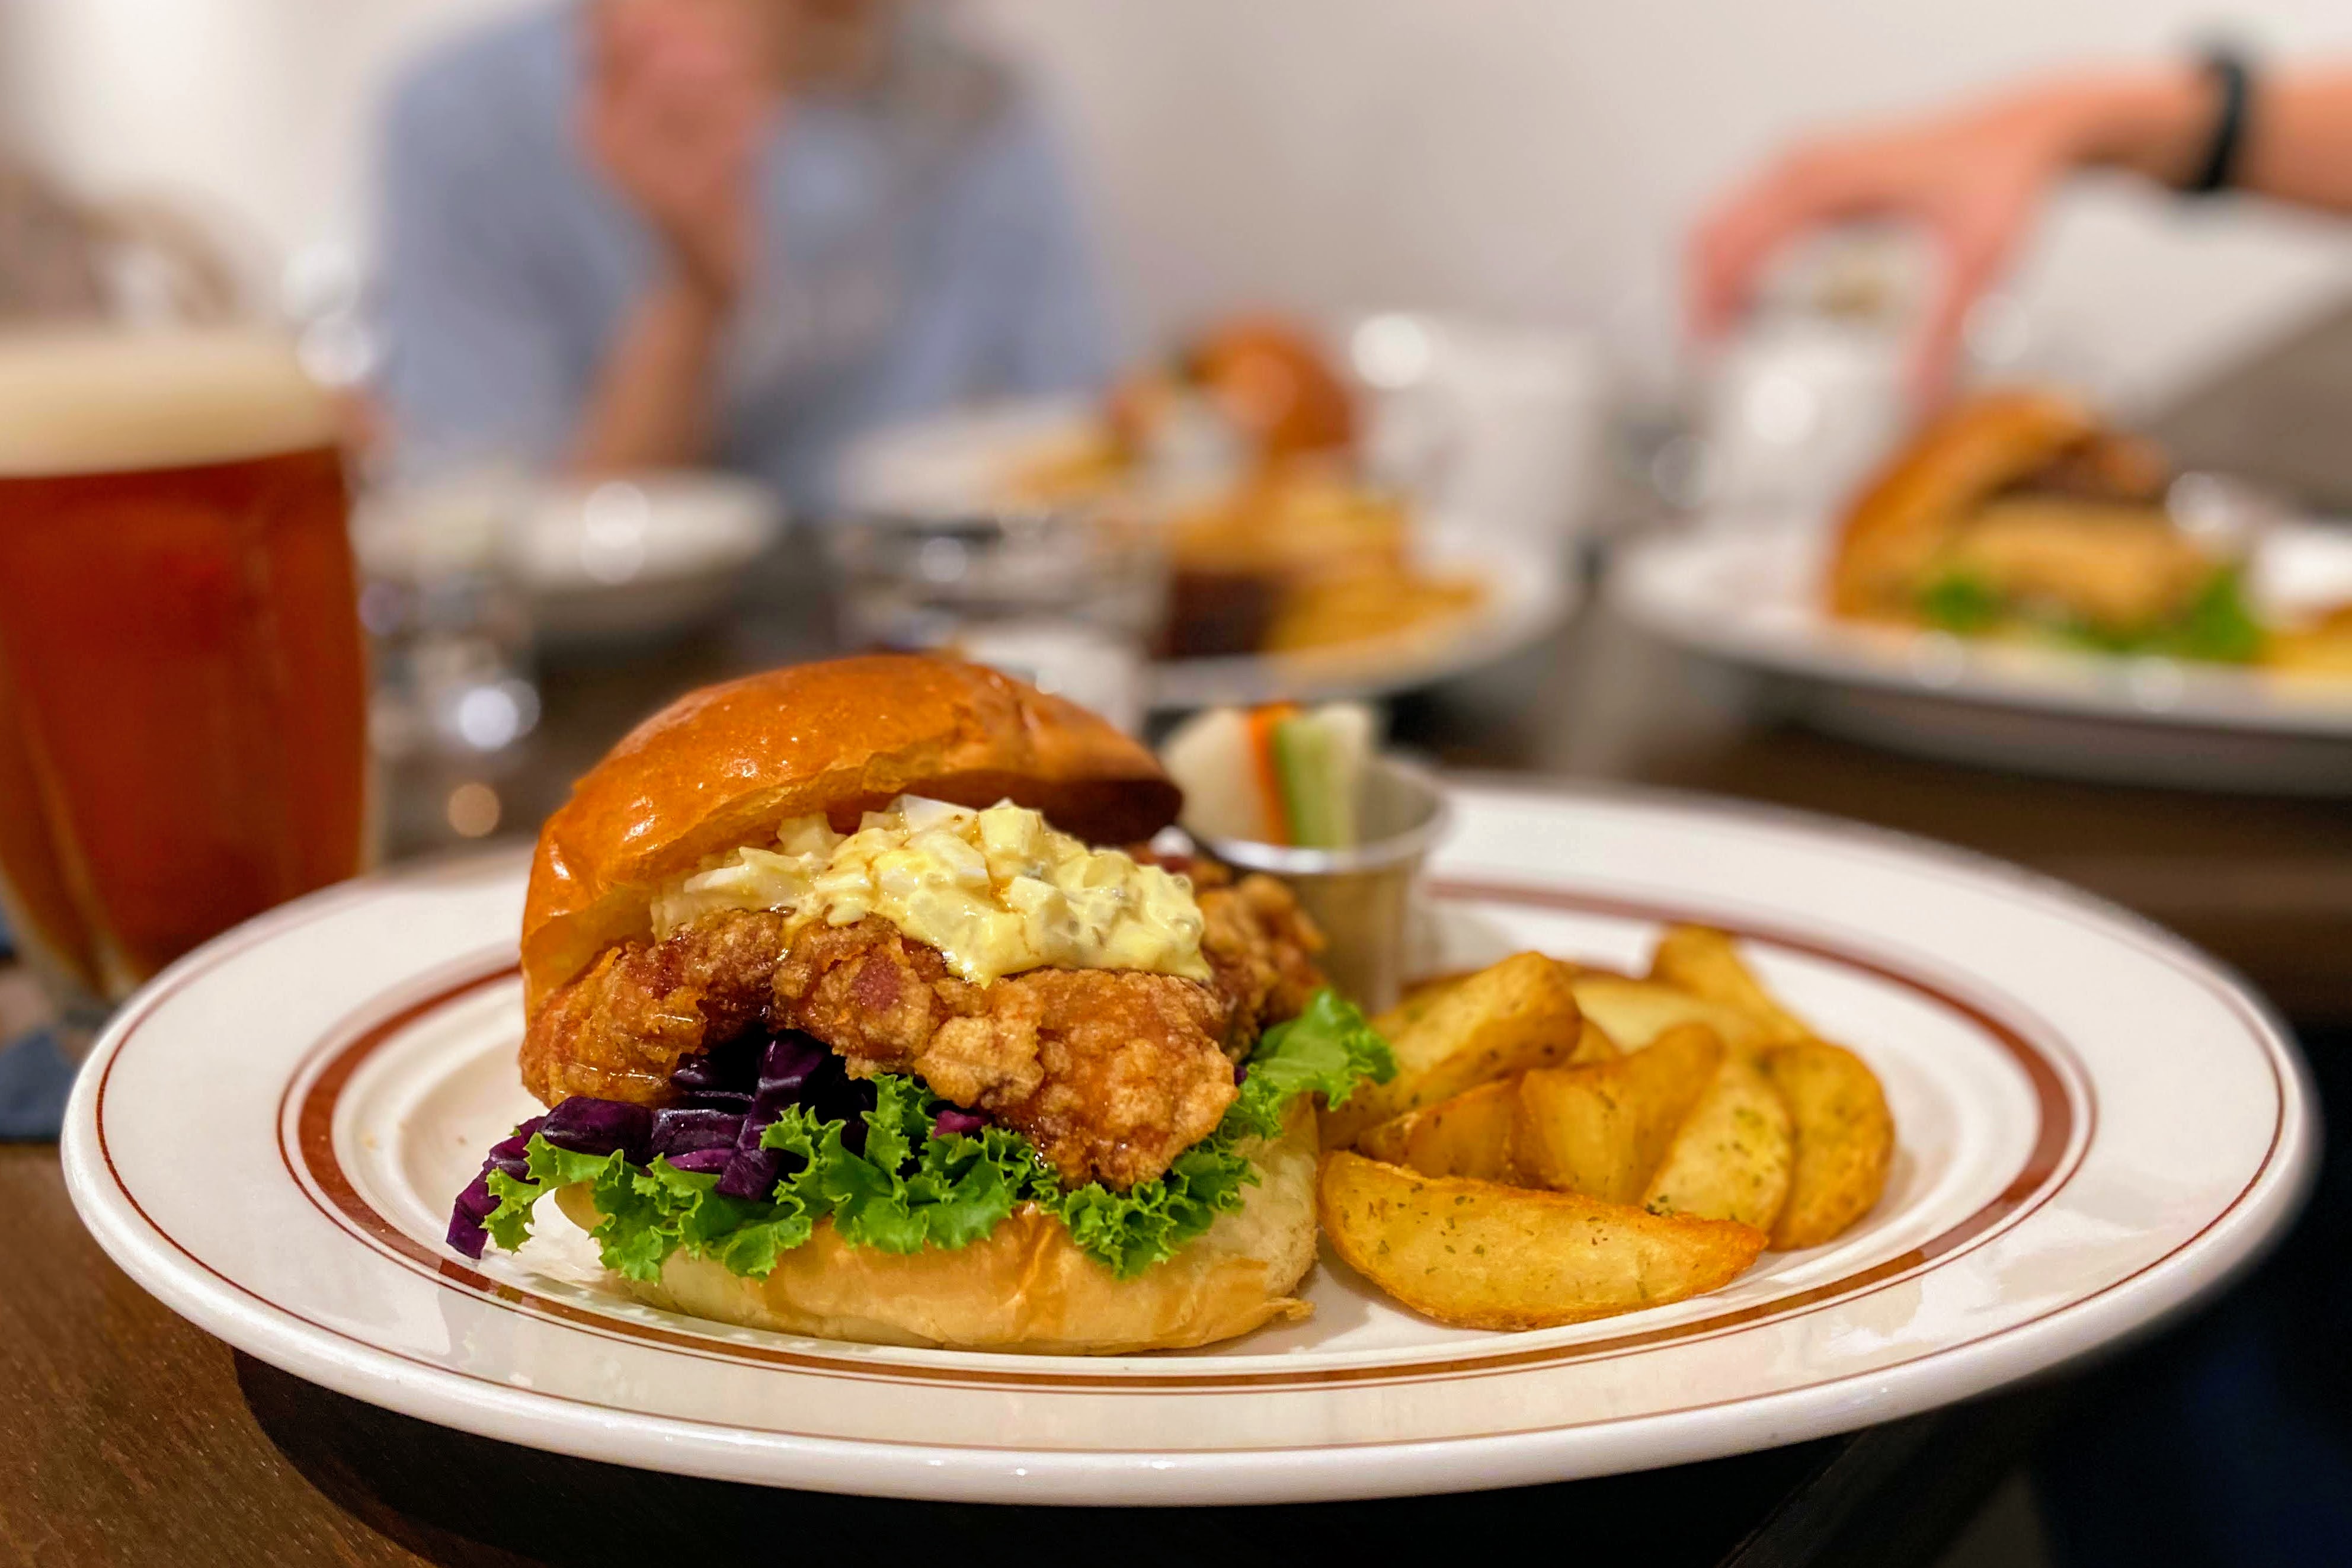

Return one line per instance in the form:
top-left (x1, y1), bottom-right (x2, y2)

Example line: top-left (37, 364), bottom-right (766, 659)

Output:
top-left (1246, 702), bottom-right (1297, 845)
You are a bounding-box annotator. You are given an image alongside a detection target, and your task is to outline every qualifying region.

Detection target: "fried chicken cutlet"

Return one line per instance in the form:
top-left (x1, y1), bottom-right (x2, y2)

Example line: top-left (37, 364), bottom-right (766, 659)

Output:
top-left (519, 874), bottom-right (1323, 1189)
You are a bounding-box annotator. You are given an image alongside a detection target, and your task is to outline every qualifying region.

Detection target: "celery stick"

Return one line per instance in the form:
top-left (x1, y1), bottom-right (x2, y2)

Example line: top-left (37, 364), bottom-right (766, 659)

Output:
top-left (1271, 714), bottom-right (1332, 847)
top-left (1274, 709), bottom-right (1367, 849)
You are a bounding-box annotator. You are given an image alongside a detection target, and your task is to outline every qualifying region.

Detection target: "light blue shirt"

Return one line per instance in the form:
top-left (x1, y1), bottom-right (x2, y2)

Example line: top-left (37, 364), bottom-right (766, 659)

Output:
top-left (373, 5), bottom-right (1109, 515)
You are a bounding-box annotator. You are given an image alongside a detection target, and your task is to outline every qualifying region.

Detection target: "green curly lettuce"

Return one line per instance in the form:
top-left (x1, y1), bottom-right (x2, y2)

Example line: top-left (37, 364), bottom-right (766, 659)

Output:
top-left (1918, 564), bottom-right (2267, 665)
top-left (760, 1076), bottom-right (1031, 1256)
top-left (481, 1132), bottom-right (818, 1282)
top-left (1916, 572), bottom-right (2003, 635)
top-left (479, 987), bottom-right (1395, 1284)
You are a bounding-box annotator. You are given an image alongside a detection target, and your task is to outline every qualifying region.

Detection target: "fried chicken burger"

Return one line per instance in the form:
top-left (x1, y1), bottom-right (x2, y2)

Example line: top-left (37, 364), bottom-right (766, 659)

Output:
top-left (447, 655), bottom-right (1390, 1353)
top-left (1827, 389), bottom-right (2261, 660)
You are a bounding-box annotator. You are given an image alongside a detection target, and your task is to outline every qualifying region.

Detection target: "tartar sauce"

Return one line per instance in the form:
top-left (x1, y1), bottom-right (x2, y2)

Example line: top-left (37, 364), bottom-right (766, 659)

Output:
top-left (650, 795), bottom-right (1209, 986)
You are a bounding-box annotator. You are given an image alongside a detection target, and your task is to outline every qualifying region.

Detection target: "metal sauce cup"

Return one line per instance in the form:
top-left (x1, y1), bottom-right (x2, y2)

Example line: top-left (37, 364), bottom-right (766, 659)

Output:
top-left (1198, 756), bottom-right (1449, 1013)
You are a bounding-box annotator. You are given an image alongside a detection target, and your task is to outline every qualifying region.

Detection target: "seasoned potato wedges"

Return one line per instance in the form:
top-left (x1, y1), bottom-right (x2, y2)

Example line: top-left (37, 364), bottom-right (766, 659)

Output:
top-left (1320, 1152), bottom-right (1768, 1330)
top-left (1513, 1023), bottom-right (1723, 1204)
top-left (1647, 924), bottom-right (1810, 1047)
top-left (1765, 1039), bottom-right (1895, 1249)
top-left (1568, 972), bottom-right (1767, 1055)
top-left (1641, 1048), bottom-right (1794, 1230)
top-left (1321, 953), bottom-right (1592, 1148)
top-left (1356, 1075), bottom-right (1524, 1182)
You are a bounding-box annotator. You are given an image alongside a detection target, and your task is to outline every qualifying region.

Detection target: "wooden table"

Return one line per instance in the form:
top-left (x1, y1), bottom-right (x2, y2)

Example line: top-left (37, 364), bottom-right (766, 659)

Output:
top-left (12, 547), bottom-right (2344, 1565)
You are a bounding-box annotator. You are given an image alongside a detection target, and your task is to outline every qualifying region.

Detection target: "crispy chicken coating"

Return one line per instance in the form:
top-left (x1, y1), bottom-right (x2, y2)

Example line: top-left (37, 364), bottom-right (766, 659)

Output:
top-left (520, 908), bottom-right (788, 1106)
top-left (1194, 866), bottom-right (1326, 1057)
top-left (772, 919), bottom-right (1235, 1189)
top-left (518, 873), bottom-right (1324, 1189)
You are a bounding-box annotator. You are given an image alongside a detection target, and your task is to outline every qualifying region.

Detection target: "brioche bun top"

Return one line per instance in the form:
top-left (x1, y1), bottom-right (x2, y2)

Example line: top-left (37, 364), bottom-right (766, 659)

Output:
top-left (1828, 388), bottom-right (2100, 620)
top-left (1191, 316), bottom-right (1355, 459)
top-left (521, 655), bottom-right (1181, 1010)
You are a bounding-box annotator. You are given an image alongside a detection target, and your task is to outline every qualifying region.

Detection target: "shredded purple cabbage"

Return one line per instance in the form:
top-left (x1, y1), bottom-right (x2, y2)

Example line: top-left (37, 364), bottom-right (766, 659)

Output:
top-left (715, 1035), bottom-right (823, 1197)
top-left (484, 1115), bottom-right (547, 1181)
top-left (648, 1106), bottom-right (745, 1157)
top-left (449, 1028), bottom-right (1001, 1256)
top-left (446, 1172), bottom-right (497, 1257)
top-left (540, 1097), bottom-right (654, 1163)
top-left (668, 1032), bottom-right (763, 1094)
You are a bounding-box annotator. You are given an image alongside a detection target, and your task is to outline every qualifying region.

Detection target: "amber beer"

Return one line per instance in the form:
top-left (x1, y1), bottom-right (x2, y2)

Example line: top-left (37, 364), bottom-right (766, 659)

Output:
top-left (0, 331), bottom-right (368, 1030)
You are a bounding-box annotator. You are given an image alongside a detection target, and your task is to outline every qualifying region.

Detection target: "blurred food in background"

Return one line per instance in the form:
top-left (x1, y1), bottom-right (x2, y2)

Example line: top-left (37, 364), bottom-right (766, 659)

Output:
top-left (1161, 467), bottom-right (1484, 660)
top-left (1826, 387), bottom-right (2352, 674)
top-left (859, 313), bottom-right (1497, 670)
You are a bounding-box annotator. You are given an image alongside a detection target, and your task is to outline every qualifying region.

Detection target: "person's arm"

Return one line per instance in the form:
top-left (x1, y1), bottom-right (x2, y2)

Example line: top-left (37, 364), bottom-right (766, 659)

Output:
top-left (2231, 66), bottom-right (2352, 210)
top-left (567, 0), bottom-right (767, 474)
top-left (1688, 60), bottom-right (2352, 403)
top-left (567, 274), bottom-right (734, 473)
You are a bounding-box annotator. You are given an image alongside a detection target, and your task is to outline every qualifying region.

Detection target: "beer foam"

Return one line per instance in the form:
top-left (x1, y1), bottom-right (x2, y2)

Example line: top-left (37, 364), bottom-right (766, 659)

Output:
top-left (0, 328), bottom-right (339, 477)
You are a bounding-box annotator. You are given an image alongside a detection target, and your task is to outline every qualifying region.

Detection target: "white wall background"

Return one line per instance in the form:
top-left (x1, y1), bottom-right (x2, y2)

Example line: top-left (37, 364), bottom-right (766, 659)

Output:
top-left (7, 0), bottom-right (2352, 408)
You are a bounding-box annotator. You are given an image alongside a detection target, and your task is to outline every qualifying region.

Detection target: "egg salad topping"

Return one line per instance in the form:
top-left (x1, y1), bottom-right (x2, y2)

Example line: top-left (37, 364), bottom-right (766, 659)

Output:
top-left (649, 795), bottom-right (1209, 986)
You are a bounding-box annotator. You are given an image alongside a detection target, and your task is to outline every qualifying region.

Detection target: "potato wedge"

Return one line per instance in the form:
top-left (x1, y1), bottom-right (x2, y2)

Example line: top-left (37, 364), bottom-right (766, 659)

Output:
top-left (1569, 972), bottom-right (1766, 1055)
top-left (1572, 1017), bottom-right (1621, 1061)
top-left (1356, 1075), bottom-right (1524, 1181)
top-left (1642, 1049), bottom-right (1794, 1230)
top-left (1321, 952), bottom-right (1589, 1147)
top-left (1765, 1039), bottom-right (1895, 1249)
top-left (1394, 969), bottom-right (1477, 1011)
top-left (1320, 1151), bottom-right (1768, 1329)
top-left (1647, 925), bottom-right (1811, 1047)
top-left (1514, 1023), bottom-right (1723, 1204)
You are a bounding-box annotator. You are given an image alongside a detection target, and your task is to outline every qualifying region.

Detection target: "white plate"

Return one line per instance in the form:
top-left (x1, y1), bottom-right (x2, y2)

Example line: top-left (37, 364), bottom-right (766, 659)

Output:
top-left (63, 783), bottom-right (2310, 1504)
top-left (1612, 522), bottom-right (2352, 793)
top-left (839, 399), bottom-right (1574, 711)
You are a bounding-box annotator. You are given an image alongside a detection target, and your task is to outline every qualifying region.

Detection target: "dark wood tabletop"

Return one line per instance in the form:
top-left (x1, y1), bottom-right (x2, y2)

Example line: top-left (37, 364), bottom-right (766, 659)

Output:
top-left (11, 540), bottom-right (2346, 1567)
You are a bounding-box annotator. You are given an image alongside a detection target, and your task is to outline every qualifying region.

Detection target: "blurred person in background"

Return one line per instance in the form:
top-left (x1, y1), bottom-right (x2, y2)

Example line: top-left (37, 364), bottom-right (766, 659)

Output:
top-left (373, 0), bottom-right (1108, 511)
top-left (1693, 55), bottom-right (2352, 1568)
top-left (1688, 55), bottom-right (2352, 405)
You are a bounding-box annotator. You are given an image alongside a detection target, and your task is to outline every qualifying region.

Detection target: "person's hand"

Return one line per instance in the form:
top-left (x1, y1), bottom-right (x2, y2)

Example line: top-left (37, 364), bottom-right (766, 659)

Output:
top-left (581, 0), bottom-right (772, 308)
top-left (1687, 72), bottom-right (2205, 405)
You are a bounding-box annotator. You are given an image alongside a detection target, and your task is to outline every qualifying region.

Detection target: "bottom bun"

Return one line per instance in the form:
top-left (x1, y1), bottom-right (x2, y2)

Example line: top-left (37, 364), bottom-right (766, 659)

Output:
top-left (552, 1103), bottom-right (1320, 1353)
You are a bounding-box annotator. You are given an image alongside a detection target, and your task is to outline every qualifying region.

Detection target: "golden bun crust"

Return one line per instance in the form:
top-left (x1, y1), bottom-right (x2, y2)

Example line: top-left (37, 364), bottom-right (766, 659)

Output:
top-left (1192, 316), bottom-right (1355, 459)
top-left (1829, 388), bottom-right (2101, 620)
top-left (521, 655), bottom-right (1180, 1010)
top-left (551, 1104), bottom-right (1319, 1353)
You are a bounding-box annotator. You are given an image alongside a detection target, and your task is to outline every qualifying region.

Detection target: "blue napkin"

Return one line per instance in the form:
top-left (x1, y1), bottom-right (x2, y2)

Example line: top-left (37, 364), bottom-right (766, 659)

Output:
top-left (0, 1027), bottom-right (71, 1140)
top-left (0, 905), bottom-right (74, 1140)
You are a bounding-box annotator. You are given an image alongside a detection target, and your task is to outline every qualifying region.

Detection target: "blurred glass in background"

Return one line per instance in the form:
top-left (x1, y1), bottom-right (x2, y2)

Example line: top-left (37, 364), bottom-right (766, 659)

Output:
top-left (828, 502), bottom-right (1163, 732)
top-left (353, 463), bottom-right (539, 852)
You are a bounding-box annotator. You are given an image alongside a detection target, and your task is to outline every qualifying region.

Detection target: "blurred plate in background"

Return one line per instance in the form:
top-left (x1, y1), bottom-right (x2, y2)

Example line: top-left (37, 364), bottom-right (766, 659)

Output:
top-left (1145, 529), bottom-right (1572, 710)
top-left (840, 311), bottom-right (1598, 714)
top-left (517, 473), bottom-right (785, 649)
top-left (358, 470), bottom-right (786, 653)
top-left (1612, 520), bottom-right (2352, 794)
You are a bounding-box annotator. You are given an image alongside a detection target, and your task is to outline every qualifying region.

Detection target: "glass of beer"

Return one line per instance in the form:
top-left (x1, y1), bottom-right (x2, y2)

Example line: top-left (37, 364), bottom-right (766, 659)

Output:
top-left (0, 329), bottom-right (369, 1047)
